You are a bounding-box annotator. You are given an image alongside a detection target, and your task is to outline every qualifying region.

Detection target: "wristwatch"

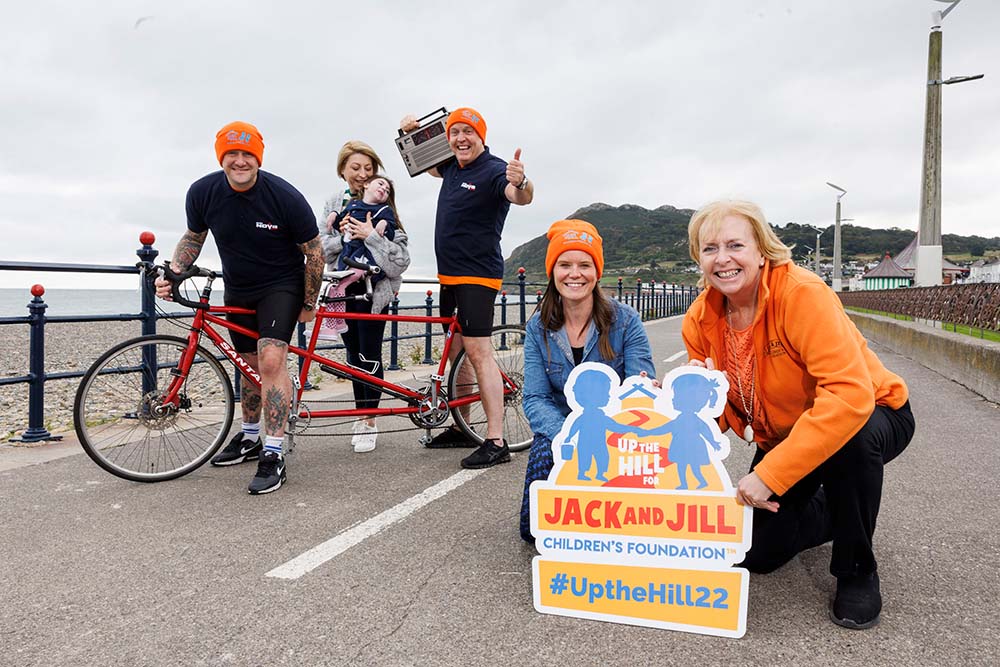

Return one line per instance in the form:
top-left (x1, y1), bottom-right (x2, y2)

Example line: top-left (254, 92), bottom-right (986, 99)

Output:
top-left (516, 175), bottom-right (529, 191)
top-left (302, 303), bottom-right (315, 312)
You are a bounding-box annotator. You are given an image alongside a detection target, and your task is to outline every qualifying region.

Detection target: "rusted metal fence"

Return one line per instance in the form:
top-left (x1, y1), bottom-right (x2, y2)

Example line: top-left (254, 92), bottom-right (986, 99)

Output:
top-left (839, 283), bottom-right (1000, 334)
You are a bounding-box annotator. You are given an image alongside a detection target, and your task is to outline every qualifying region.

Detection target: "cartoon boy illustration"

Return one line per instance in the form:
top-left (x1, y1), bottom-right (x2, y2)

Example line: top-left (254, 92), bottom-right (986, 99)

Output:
top-left (564, 369), bottom-right (627, 482)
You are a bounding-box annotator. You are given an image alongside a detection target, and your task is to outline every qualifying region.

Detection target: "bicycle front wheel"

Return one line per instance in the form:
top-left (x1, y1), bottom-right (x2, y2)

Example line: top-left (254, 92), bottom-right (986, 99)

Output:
top-left (74, 335), bottom-right (235, 482)
top-left (448, 325), bottom-right (532, 452)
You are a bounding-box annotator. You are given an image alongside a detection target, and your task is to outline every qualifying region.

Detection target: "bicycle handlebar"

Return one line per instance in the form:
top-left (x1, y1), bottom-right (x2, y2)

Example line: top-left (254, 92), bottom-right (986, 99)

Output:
top-left (341, 256), bottom-right (381, 275)
top-left (140, 261), bottom-right (216, 310)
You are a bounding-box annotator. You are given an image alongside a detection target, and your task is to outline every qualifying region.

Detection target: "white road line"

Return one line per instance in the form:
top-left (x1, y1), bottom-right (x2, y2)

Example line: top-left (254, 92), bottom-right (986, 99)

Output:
top-left (266, 468), bottom-right (486, 580)
top-left (663, 350), bottom-right (687, 363)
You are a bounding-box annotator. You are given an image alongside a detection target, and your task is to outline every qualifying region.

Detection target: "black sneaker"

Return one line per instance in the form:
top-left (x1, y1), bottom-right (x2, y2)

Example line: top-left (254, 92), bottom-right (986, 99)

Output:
top-left (425, 425), bottom-right (477, 449)
top-left (831, 571), bottom-right (881, 629)
top-left (211, 433), bottom-right (262, 466)
top-left (248, 451), bottom-right (286, 495)
top-left (461, 439), bottom-right (511, 469)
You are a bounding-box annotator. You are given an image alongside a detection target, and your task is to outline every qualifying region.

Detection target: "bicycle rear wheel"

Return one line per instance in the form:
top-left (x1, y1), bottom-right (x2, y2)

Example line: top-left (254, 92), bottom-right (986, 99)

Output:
top-left (74, 335), bottom-right (235, 482)
top-left (448, 325), bottom-right (532, 452)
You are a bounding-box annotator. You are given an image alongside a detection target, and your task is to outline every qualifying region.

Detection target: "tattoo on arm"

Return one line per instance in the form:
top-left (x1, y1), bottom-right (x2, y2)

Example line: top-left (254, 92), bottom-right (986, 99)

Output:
top-left (173, 230), bottom-right (207, 270)
top-left (300, 236), bottom-right (324, 307)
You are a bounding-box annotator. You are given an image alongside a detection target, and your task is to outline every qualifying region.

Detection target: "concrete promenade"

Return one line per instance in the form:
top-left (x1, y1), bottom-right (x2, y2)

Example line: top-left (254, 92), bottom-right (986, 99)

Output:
top-left (1, 317), bottom-right (997, 666)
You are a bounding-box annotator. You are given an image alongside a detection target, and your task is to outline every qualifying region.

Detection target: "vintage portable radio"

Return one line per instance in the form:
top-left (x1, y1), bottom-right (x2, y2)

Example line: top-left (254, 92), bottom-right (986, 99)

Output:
top-left (395, 107), bottom-right (454, 177)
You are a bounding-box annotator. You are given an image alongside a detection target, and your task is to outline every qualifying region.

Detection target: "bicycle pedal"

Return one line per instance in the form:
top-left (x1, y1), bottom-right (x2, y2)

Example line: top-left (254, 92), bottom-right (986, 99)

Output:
top-left (418, 429), bottom-right (433, 446)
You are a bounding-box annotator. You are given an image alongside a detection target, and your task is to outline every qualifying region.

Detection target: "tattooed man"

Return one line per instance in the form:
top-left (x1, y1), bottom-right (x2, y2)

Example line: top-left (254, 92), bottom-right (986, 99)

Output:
top-left (155, 121), bottom-right (323, 495)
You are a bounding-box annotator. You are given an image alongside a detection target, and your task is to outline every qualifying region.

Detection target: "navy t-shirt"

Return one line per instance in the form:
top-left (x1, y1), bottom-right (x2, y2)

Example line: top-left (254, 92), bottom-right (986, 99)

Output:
top-left (186, 170), bottom-right (317, 299)
top-left (434, 148), bottom-right (510, 283)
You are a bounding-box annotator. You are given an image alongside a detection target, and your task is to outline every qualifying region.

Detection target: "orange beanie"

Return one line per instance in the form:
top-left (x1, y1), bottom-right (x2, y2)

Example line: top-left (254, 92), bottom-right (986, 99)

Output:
top-left (215, 121), bottom-right (264, 166)
top-left (544, 219), bottom-right (604, 279)
top-left (445, 107), bottom-right (487, 145)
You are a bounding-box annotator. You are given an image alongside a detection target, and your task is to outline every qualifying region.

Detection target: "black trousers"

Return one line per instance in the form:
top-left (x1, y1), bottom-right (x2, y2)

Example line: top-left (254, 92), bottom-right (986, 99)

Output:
top-left (739, 401), bottom-right (915, 578)
top-left (340, 286), bottom-right (389, 411)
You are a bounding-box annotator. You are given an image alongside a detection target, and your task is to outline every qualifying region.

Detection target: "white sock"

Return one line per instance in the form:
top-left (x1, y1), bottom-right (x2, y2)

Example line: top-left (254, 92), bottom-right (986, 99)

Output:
top-left (263, 436), bottom-right (284, 457)
top-left (242, 422), bottom-right (260, 441)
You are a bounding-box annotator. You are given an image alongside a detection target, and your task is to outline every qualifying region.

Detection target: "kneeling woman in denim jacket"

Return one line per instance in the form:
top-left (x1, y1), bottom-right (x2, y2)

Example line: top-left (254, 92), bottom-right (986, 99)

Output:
top-left (519, 220), bottom-right (656, 542)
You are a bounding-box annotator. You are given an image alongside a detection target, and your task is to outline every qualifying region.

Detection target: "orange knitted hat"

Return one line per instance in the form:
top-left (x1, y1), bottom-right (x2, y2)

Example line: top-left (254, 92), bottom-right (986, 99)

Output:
top-left (445, 107), bottom-right (487, 145)
top-left (544, 219), bottom-right (604, 279)
top-left (214, 121), bottom-right (264, 166)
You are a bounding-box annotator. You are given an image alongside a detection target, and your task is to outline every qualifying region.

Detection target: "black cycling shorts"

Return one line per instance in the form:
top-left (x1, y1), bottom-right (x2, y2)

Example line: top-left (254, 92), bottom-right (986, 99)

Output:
top-left (224, 289), bottom-right (302, 353)
top-left (439, 284), bottom-right (496, 338)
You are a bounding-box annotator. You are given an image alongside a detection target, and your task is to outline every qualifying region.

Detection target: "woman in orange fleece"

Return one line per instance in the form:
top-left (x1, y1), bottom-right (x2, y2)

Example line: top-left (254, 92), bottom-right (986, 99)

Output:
top-left (682, 200), bottom-right (915, 630)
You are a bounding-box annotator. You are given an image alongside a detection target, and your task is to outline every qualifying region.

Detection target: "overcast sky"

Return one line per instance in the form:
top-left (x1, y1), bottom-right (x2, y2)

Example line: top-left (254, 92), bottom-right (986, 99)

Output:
top-left (2, 0), bottom-right (997, 289)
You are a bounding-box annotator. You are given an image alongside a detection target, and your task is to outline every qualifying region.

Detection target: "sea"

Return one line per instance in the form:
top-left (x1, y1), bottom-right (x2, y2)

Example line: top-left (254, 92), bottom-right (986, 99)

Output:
top-left (0, 285), bottom-right (523, 318)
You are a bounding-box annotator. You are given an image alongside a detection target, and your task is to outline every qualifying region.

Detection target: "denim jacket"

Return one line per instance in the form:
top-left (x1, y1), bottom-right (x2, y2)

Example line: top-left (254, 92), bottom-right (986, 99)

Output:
top-left (523, 299), bottom-right (655, 440)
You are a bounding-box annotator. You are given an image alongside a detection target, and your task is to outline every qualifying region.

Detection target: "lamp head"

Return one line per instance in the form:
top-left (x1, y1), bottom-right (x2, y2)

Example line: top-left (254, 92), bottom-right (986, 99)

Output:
top-left (826, 181), bottom-right (847, 200)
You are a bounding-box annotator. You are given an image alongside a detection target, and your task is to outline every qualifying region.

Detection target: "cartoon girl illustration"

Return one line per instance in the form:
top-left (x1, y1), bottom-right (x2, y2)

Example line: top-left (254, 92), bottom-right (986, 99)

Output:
top-left (637, 374), bottom-right (725, 490)
top-left (563, 369), bottom-right (624, 482)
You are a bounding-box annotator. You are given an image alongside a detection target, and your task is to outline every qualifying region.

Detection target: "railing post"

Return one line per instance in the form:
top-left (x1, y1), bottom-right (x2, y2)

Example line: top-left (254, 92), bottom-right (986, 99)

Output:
top-left (11, 285), bottom-right (60, 443)
top-left (650, 280), bottom-right (657, 319)
top-left (387, 292), bottom-right (401, 370)
top-left (136, 231), bottom-right (159, 337)
top-left (423, 290), bottom-right (434, 364)
top-left (636, 278), bottom-right (643, 318)
top-left (518, 267), bottom-right (527, 325)
top-left (536, 290), bottom-right (543, 308)
top-left (499, 291), bottom-right (509, 350)
top-left (617, 277), bottom-right (623, 302)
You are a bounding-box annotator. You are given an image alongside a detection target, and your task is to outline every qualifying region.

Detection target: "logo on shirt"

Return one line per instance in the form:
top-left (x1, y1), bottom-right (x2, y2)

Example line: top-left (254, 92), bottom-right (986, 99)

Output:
top-left (255, 221), bottom-right (279, 231)
top-left (766, 340), bottom-right (786, 357)
top-left (460, 182), bottom-right (477, 191)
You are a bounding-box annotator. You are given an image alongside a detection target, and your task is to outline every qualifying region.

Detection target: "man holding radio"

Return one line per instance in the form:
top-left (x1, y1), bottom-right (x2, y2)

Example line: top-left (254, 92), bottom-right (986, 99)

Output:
top-left (401, 107), bottom-right (534, 469)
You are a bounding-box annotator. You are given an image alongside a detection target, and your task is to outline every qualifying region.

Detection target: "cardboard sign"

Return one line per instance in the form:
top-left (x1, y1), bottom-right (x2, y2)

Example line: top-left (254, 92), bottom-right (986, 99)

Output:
top-left (530, 363), bottom-right (752, 638)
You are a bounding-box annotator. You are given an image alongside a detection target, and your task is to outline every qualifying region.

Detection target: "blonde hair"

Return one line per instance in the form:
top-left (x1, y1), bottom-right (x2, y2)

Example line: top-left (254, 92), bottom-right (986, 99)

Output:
top-left (687, 199), bottom-right (792, 288)
top-left (336, 141), bottom-right (385, 183)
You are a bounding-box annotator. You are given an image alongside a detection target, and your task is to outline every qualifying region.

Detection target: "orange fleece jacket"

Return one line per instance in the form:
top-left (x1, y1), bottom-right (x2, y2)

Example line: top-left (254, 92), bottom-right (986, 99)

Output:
top-left (682, 262), bottom-right (908, 495)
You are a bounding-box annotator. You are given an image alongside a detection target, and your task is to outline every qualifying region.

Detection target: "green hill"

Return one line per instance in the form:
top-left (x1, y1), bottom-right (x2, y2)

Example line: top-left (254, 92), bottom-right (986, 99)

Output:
top-left (504, 203), bottom-right (999, 285)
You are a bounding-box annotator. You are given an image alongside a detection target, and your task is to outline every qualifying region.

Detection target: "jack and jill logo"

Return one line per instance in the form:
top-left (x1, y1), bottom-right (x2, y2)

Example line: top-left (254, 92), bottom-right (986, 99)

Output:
top-left (530, 363), bottom-right (753, 638)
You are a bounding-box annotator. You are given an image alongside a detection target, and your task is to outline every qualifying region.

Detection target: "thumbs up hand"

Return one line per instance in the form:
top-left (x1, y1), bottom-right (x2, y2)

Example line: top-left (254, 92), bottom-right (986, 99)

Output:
top-left (506, 148), bottom-right (526, 187)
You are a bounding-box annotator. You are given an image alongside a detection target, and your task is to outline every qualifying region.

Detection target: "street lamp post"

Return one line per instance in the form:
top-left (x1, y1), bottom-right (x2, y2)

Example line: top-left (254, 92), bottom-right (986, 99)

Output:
top-left (805, 225), bottom-right (825, 275)
top-left (815, 231), bottom-right (822, 274)
top-left (916, 0), bottom-right (984, 286)
top-left (826, 182), bottom-right (847, 291)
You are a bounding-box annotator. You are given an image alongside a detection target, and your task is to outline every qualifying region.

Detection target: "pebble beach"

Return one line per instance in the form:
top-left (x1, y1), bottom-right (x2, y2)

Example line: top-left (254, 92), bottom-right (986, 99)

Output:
top-left (1, 304), bottom-right (532, 441)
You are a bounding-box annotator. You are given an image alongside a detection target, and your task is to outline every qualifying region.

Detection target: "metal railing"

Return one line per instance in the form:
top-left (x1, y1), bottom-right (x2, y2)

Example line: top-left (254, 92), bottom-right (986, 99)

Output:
top-left (839, 283), bottom-right (1000, 336)
top-left (1, 236), bottom-right (697, 442)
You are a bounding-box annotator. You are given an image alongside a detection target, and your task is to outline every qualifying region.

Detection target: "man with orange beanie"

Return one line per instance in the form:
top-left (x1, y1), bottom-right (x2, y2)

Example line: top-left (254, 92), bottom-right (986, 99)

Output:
top-left (154, 121), bottom-right (324, 495)
top-left (400, 107), bottom-right (534, 468)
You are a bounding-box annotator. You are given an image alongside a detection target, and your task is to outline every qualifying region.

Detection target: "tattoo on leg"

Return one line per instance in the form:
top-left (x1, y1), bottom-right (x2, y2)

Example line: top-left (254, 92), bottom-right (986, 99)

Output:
top-left (240, 375), bottom-right (262, 420)
top-left (263, 385), bottom-right (288, 437)
top-left (258, 338), bottom-right (288, 352)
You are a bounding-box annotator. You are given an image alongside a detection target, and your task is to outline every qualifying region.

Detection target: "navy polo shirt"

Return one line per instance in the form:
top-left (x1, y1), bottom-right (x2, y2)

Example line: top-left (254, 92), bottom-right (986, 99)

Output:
top-left (434, 147), bottom-right (510, 288)
top-left (186, 170), bottom-right (317, 299)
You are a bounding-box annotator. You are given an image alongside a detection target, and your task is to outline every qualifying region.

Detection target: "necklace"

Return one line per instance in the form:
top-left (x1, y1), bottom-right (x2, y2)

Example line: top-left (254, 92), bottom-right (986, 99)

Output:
top-left (726, 306), bottom-right (756, 442)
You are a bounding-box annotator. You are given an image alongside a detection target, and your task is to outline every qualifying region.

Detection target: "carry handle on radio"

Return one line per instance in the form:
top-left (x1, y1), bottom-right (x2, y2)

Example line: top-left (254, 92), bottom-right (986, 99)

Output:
top-left (397, 107), bottom-right (448, 137)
